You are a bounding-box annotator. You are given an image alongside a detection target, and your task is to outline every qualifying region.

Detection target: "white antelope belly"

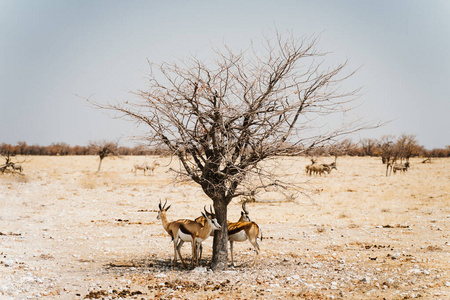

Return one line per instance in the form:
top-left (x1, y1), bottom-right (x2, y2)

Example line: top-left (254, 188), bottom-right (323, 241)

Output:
top-left (178, 231), bottom-right (193, 242)
top-left (229, 231), bottom-right (247, 242)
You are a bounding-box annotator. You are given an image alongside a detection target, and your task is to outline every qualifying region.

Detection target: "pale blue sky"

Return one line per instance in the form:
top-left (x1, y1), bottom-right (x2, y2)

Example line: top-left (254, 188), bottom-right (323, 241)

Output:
top-left (1, 0), bottom-right (449, 149)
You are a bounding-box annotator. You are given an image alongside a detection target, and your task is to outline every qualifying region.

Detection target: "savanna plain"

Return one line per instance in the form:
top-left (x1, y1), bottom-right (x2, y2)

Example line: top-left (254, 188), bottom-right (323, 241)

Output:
top-left (1, 156), bottom-right (449, 299)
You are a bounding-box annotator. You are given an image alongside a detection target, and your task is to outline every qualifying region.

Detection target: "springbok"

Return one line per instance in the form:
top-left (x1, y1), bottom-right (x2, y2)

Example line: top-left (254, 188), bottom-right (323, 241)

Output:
top-left (176, 206), bottom-right (221, 268)
top-left (305, 159), bottom-right (316, 175)
top-left (133, 160), bottom-right (160, 175)
top-left (309, 161), bottom-right (337, 176)
top-left (157, 200), bottom-right (189, 267)
top-left (318, 161), bottom-right (337, 175)
top-left (195, 201), bottom-right (262, 267)
top-left (147, 160), bottom-right (160, 175)
top-left (227, 202), bottom-right (262, 267)
top-left (393, 162), bottom-right (410, 174)
top-left (11, 164), bottom-right (23, 173)
top-left (133, 164), bottom-right (147, 175)
top-left (156, 200), bottom-right (220, 268)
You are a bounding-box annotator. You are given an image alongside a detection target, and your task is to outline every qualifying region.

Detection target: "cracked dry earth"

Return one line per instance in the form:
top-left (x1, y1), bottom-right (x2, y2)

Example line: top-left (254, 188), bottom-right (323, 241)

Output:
top-left (1, 156), bottom-right (449, 299)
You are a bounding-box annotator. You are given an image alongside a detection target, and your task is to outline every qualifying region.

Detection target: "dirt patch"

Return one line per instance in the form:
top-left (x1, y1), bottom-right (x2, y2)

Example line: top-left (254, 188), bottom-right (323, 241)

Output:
top-left (1, 156), bottom-right (449, 299)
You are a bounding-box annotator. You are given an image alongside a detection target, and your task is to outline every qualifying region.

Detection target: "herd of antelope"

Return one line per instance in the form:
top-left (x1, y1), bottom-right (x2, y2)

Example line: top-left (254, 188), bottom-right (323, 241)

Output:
top-left (132, 160), bottom-right (160, 176)
top-left (157, 199), bottom-right (262, 269)
top-left (305, 159), bottom-right (337, 176)
top-left (305, 158), bottom-right (411, 177)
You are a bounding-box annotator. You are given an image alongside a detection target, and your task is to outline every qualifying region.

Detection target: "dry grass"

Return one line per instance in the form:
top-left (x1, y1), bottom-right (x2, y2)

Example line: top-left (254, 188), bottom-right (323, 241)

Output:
top-left (1, 156), bottom-right (449, 299)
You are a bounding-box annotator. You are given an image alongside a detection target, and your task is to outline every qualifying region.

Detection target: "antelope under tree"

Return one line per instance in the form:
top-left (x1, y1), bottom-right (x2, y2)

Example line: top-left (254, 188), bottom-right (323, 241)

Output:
top-left (0, 152), bottom-right (25, 174)
top-left (91, 32), bottom-right (378, 270)
top-left (195, 201), bottom-right (262, 267)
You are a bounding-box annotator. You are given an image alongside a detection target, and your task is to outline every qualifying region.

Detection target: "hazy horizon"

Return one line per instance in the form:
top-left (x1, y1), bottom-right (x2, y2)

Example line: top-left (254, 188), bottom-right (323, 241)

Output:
top-left (1, 1), bottom-right (449, 149)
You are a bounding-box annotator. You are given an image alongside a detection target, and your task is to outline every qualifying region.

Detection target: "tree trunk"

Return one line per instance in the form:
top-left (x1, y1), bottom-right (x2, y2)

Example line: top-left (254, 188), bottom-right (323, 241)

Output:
top-left (97, 158), bottom-right (103, 172)
top-left (211, 198), bottom-right (228, 270)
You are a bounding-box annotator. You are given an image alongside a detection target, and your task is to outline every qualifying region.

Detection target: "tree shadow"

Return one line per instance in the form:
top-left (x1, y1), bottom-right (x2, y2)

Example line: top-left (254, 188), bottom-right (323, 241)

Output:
top-left (103, 256), bottom-right (215, 274)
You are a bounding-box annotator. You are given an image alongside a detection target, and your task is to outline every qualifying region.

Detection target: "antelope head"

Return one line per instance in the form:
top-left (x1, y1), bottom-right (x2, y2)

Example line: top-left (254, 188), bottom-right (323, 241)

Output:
top-left (241, 201), bottom-right (252, 222)
top-left (157, 199), bottom-right (171, 220)
top-left (202, 206), bottom-right (221, 231)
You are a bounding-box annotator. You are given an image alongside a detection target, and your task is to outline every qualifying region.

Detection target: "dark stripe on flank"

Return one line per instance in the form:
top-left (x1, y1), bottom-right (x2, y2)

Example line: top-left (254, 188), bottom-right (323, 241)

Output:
top-left (180, 224), bottom-right (191, 235)
top-left (228, 226), bottom-right (245, 235)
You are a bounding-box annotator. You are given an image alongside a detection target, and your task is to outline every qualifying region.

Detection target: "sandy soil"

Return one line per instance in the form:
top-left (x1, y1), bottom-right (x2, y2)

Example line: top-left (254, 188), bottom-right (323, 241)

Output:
top-left (1, 155), bottom-right (449, 299)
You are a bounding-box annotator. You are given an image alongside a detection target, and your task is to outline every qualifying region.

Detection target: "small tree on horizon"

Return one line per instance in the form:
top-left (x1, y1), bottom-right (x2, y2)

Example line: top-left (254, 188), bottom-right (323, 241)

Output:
top-left (90, 32), bottom-right (379, 270)
top-left (360, 138), bottom-right (378, 156)
top-left (88, 140), bottom-right (118, 172)
top-left (395, 134), bottom-right (422, 163)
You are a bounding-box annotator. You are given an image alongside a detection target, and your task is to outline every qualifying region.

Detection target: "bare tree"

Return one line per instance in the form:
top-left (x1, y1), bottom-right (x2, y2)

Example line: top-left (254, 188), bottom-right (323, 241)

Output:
top-left (378, 134), bottom-right (422, 176)
top-left (395, 134), bottom-right (421, 162)
top-left (88, 141), bottom-right (118, 172)
top-left (90, 33), bottom-right (379, 270)
top-left (378, 135), bottom-right (401, 176)
top-left (360, 138), bottom-right (377, 156)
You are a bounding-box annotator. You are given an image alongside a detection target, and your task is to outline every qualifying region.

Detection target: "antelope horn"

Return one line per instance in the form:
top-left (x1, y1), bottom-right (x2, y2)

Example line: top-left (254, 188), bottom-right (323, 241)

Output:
top-left (209, 205), bottom-right (214, 215)
top-left (163, 199), bottom-right (168, 209)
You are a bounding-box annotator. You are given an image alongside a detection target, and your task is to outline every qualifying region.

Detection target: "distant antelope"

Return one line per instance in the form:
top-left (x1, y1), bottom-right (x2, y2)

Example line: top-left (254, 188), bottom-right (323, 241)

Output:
top-left (393, 162), bottom-right (410, 174)
top-left (320, 161), bottom-right (337, 175)
top-left (309, 161), bottom-right (337, 176)
top-left (305, 159), bottom-right (316, 176)
top-left (133, 164), bottom-right (147, 175)
top-left (11, 164), bottom-right (23, 173)
top-left (147, 160), bottom-right (160, 175)
top-left (0, 162), bottom-right (22, 173)
top-left (309, 164), bottom-right (325, 176)
top-left (133, 160), bottom-right (160, 176)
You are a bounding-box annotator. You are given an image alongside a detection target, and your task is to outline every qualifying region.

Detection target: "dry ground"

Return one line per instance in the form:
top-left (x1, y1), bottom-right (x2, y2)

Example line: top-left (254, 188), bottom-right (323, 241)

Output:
top-left (1, 156), bottom-right (449, 299)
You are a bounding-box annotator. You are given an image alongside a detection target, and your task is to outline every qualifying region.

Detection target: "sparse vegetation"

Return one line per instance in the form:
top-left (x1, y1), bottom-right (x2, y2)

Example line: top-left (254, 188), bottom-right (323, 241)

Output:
top-left (0, 141), bottom-right (171, 156)
top-left (1, 136), bottom-right (448, 158)
top-left (0, 156), bottom-right (449, 299)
